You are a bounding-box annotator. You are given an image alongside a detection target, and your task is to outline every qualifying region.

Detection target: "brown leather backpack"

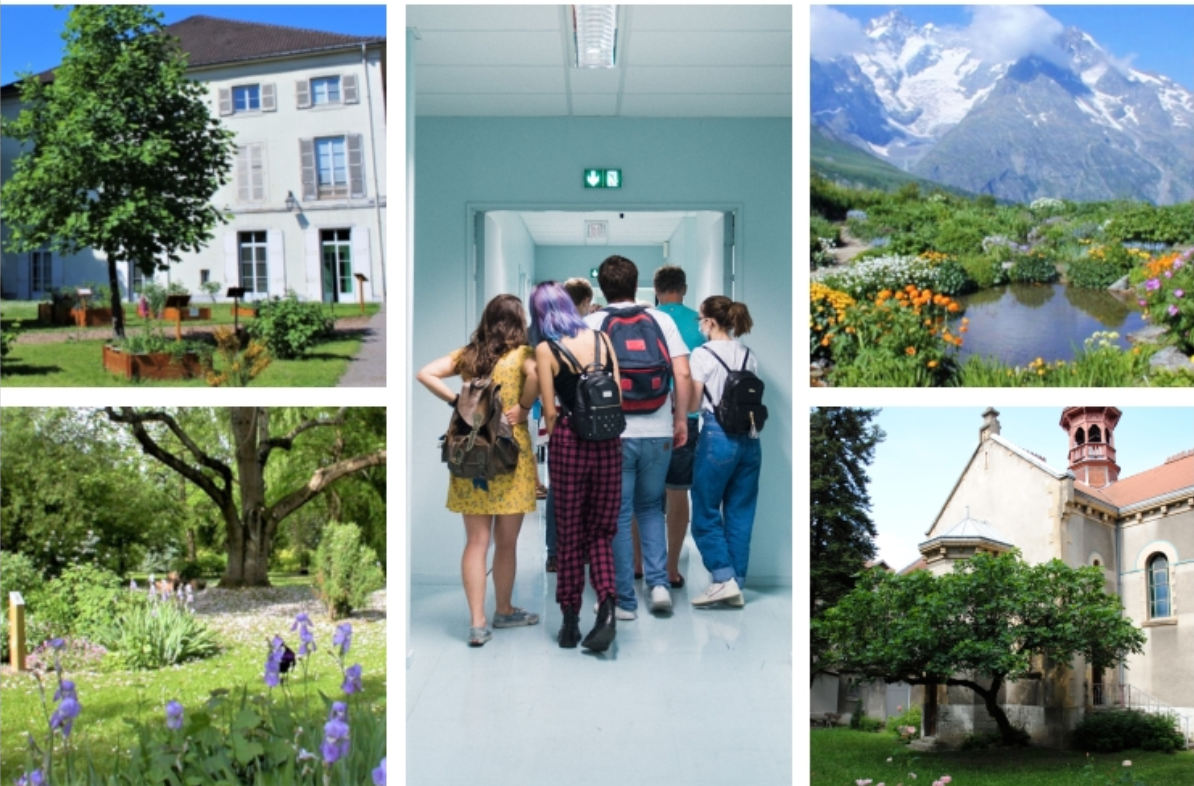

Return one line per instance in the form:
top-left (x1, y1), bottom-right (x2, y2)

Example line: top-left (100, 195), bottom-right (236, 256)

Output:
top-left (441, 377), bottom-right (520, 480)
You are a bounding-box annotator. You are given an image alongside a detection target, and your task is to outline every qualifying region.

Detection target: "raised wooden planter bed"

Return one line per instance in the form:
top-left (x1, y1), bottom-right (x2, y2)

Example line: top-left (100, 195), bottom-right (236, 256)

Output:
top-left (102, 344), bottom-right (209, 381)
top-left (163, 306), bottom-right (212, 322)
top-left (72, 307), bottom-right (113, 327)
top-left (38, 303), bottom-right (74, 325)
top-left (230, 305), bottom-right (258, 318)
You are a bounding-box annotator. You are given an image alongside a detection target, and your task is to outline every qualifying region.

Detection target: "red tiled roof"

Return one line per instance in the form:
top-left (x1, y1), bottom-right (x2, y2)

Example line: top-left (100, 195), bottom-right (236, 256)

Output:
top-left (898, 557), bottom-right (928, 575)
top-left (1077, 452), bottom-right (1194, 508)
top-left (2, 15), bottom-right (383, 93)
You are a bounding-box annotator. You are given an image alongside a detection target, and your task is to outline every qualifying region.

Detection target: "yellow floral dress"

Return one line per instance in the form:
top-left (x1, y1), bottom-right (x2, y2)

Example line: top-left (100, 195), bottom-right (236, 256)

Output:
top-left (445, 345), bottom-right (537, 514)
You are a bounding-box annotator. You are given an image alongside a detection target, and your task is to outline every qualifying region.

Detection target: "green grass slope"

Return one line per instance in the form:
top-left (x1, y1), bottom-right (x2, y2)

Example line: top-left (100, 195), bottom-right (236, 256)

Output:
top-left (812, 126), bottom-right (976, 197)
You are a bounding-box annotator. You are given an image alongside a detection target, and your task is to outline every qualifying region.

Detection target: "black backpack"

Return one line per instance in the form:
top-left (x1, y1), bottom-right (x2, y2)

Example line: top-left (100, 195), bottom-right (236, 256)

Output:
top-left (700, 346), bottom-right (767, 438)
top-left (599, 306), bottom-right (672, 414)
top-left (440, 377), bottom-right (520, 479)
top-left (552, 333), bottom-right (625, 441)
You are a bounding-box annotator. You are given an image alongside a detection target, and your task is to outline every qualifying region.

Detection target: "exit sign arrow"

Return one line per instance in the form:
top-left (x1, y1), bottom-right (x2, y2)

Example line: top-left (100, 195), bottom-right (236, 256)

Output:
top-left (583, 168), bottom-right (622, 189)
top-left (586, 170), bottom-right (601, 187)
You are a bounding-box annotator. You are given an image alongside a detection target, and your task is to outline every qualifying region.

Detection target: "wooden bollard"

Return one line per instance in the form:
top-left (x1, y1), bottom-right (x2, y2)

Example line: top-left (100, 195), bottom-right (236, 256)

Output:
top-left (9, 591), bottom-right (26, 671)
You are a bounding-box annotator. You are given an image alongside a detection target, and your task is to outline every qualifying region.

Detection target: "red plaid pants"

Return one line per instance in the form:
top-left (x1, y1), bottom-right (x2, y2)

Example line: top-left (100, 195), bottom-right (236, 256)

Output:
top-left (548, 422), bottom-right (621, 612)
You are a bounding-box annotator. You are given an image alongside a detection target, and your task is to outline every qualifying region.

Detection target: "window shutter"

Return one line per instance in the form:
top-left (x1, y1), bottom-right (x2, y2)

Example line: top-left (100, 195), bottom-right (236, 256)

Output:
top-left (347, 134), bottom-right (366, 199)
top-left (267, 230), bottom-right (286, 296)
top-left (224, 231), bottom-right (239, 290)
top-left (261, 83), bottom-right (276, 112)
top-left (250, 144), bottom-right (266, 202)
top-left (236, 146), bottom-right (250, 203)
top-left (300, 139), bottom-right (317, 201)
top-left (343, 74), bottom-right (359, 104)
top-left (351, 226), bottom-right (372, 301)
top-left (296, 79), bottom-right (311, 109)
top-left (218, 87), bottom-right (233, 116)
top-left (305, 227), bottom-right (322, 301)
top-left (17, 253), bottom-right (30, 298)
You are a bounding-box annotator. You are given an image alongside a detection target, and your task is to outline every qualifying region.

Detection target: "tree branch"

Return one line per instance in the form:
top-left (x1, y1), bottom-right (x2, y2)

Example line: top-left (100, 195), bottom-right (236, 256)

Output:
top-left (104, 407), bottom-right (231, 507)
top-left (257, 407), bottom-right (349, 465)
top-left (266, 449), bottom-right (386, 532)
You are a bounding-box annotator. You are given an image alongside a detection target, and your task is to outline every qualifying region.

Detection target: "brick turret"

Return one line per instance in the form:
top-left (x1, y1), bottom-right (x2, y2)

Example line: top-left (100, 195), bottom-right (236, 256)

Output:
top-left (1060, 407), bottom-right (1122, 488)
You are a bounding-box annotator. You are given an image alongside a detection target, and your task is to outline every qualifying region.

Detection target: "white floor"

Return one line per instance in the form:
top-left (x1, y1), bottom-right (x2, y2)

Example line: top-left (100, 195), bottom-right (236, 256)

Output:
top-left (406, 508), bottom-right (793, 786)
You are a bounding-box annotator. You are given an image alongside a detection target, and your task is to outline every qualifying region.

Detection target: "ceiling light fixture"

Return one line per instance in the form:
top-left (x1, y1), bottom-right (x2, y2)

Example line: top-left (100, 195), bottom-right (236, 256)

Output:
top-left (574, 5), bottom-right (617, 68)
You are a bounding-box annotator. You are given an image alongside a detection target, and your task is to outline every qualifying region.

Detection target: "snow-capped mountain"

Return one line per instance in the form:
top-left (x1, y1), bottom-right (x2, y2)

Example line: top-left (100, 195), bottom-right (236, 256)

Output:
top-left (811, 10), bottom-right (1194, 204)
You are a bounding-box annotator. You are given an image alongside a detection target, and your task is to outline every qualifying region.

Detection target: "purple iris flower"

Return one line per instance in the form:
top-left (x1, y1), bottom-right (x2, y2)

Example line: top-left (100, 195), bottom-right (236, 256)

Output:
top-left (48, 639), bottom-right (65, 650)
top-left (332, 623), bottom-right (352, 657)
top-left (264, 636), bottom-right (285, 688)
top-left (342, 664), bottom-right (363, 695)
top-left (329, 701), bottom-right (348, 722)
top-left (50, 681), bottom-right (81, 738)
top-left (321, 718), bottom-right (350, 764)
top-left (15, 770), bottom-right (45, 786)
top-left (291, 613), bottom-right (312, 632)
top-left (166, 700), bottom-right (184, 731)
top-left (298, 625), bottom-right (316, 657)
top-left (372, 757), bottom-right (387, 786)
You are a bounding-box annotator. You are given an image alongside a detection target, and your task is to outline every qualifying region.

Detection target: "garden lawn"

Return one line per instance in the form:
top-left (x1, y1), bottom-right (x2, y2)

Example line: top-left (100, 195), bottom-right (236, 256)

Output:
top-left (0, 338), bottom-right (363, 386)
top-left (0, 578), bottom-right (386, 782)
top-left (810, 728), bottom-right (1194, 786)
top-left (0, 301), bottom-right (380, 335)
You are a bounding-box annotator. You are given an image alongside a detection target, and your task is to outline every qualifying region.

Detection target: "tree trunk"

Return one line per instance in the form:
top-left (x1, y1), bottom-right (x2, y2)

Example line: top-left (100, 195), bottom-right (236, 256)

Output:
top-left (186, 528), bottom-right (196, 563)
top-left (221, 408), bottom-right (272, 588)
top-left (107, 258), bottom-right (126, 339)
top-left (955, 674), bottom-right (1020, 745)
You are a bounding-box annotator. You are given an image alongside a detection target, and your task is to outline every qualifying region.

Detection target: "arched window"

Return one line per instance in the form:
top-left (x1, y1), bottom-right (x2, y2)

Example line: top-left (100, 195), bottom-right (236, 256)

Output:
top-left (1089, 425), bottom-right (1102, 443)
top-left (1075, 427), bottom-right (1086, 446)
top-left (1148, 554), bottom-right (1171, 619)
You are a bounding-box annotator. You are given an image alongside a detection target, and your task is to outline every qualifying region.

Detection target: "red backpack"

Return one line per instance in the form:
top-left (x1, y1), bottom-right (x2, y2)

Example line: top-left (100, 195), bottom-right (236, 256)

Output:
top-left (600, 306), bottom-right (672, 414)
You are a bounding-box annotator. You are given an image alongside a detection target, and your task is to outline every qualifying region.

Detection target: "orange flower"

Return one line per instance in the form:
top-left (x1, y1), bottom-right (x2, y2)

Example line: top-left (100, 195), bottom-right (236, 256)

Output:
top-left (905, 346), bottom-right (917, 356)
top-left (820, 336), bottom-right (830, 347)
top-left (947, 302), bottom-right (960, 313)
top-left (927, 360), bottom-right (938, 368)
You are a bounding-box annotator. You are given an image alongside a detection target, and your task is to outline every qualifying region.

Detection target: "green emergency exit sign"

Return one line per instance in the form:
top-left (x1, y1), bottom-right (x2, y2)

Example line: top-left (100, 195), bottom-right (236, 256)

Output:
top-left (583, 168), bottom-right (622, 189)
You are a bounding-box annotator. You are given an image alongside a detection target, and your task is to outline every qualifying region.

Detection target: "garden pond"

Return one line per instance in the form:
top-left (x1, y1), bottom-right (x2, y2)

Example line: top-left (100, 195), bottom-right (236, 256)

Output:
top-left (950, 283), bottom-right (1147, 366)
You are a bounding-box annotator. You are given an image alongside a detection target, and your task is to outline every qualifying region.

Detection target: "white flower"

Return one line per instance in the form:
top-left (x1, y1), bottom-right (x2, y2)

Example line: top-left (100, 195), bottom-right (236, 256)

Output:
top-left (1123, 760), bottom-right (1132, 767)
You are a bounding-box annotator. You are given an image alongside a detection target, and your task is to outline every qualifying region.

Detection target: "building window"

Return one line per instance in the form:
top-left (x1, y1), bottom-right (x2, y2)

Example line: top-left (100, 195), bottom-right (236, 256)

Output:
top-left (1148, 554), bottom-right (1171, 619)
top-left (239, 232), bottom-right (268, 295)
top-left (315, 137), bottom-right (348, 197)
top-left (321, 229), bottom-right (353, 301)
top-left (233, 85), bottom-right (260, 112)
top-left (200, 270), bottom-right (211, 285)
top-left (131, 264), bottom-right (146, 295)
top-left (30, 251), bottom-right (52, 294)
top-left (311, 76), bottom-right (341, 106)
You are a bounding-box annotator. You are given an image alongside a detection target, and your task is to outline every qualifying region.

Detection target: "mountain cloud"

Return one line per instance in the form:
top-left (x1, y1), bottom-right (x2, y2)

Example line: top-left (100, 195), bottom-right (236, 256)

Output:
top-left (810, 6), bottom-right (873, 61)
top-left (962, 6), bottom-right (1067, 67)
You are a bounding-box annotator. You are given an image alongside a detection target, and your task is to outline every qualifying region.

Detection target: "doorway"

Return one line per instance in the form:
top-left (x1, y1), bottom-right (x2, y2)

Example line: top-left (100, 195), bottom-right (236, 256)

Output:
top-left (320, 229), bottom-right (353, 303)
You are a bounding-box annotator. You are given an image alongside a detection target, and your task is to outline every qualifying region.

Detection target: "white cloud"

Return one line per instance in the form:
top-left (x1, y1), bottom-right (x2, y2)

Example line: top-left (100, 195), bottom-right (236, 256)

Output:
top-left (810, 6), bottom-right (873, 61)
top-left (962, 5), bottom-right (1067, 66)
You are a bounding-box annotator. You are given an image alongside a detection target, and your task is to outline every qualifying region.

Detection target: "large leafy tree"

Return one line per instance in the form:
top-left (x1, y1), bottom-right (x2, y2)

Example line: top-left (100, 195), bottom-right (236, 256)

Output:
top-left (810, 407), bottom-right (885, 683)
top-left (1, 5), bottom-right (235, 338)
top-left (815, 551), bottom-right (1146, 745)
top-left (105, 407), bottom-right (386, 587)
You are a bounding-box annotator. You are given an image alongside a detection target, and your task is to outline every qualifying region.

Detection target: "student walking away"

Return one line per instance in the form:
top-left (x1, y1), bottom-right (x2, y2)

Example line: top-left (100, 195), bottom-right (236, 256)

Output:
top-left (541, 277), bottom-right (598, 573)
top-left (651, 265), bottom-right (704, 588)
top-left (416, 294), bottom-right (542, 647)
top-left (586, 255), bottom-right (692, 618)
top-left (688, 296), bottom-right (766, 608)
top-left (530, 282), bottom-right (624, 652)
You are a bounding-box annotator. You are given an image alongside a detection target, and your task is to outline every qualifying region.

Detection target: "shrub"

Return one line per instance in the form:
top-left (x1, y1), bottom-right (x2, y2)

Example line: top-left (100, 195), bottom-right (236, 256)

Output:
top-left (821, 254), bottom-right (940, 301)
top-left (314, 522), bottom-right (385, 619)
top-left (956, 332), bottom-right (1153, 387)
top-left (29, 563), bottom-right (125, 640)
top-left (1067, 254), bottom-right (1126, 289)
top-left (933, 258), bottom-right (976, 296)
top-left (1138, 249), bottom-right (1194, 354)
top-left (849, 707), bottom-right (885, 733)
top-left (99, 594), bottom-right (220, 670)
top-left (248, 291), bottom-right (335, 359)
top-left (960, 254), bottom-right (1007, 289)
top-left (885, 704), bottom-right (922, 739)
top-left (1009, 252), bottom-right (1059, 284)
top-left (1071, 709), bottom-right (1186, 754)
top-left (1, 319), bottom-right (23, 358)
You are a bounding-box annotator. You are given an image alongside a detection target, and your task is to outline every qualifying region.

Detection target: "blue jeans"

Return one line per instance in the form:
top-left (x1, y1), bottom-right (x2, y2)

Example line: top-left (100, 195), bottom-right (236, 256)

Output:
top-left (690, 418), bottom-right (761, 590)
top-left (613, 437), bottom-right (672, 610)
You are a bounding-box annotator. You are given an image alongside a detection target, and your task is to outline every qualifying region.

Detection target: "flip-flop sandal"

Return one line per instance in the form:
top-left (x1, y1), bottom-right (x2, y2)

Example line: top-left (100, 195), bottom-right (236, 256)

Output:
top-left (468, 627), bottom-right (492, 646)
top-left (492, 608), bottom-right (540, 628)
top-left (670, 574), bottom-right (685, 589)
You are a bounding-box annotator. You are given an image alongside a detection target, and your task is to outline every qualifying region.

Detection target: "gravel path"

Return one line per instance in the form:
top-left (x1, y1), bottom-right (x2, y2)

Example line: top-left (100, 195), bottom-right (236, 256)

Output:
top-left (336, 303), bottom-right (386, 387)
top-left (811, 225), bottom-right (871, 281)
top-left (14, 316), bottom-right (374, 345)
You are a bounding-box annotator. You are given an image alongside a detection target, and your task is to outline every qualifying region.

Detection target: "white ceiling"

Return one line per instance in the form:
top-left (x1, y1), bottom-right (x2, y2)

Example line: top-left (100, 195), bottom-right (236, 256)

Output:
top-left (507, 210), bottom-right (703, 245)
top-left (407, 5), bottom-right (792, 117)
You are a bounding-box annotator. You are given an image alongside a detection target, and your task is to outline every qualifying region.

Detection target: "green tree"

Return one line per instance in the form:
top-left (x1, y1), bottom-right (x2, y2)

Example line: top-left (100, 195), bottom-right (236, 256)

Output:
top-left (105, 407), bottom-right (386, 588)
top-left (0, 5), bottom-right (235, 338)
top-left (810, 407), bottom-right (885, 684)
top-left (814, 551), bottom-right (1146, 745)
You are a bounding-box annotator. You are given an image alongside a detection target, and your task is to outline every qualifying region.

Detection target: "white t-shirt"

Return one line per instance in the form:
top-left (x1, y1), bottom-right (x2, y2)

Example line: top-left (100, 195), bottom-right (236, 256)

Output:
top-left (585, 302), bottom-right (689, 439)
top-left (690, 340), bottom-right (758, 414)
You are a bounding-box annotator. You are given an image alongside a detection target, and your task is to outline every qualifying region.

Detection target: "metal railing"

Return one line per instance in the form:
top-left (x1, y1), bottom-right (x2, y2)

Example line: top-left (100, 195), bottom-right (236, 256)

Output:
top-left (1092, 683), bottom-right (1192, 749)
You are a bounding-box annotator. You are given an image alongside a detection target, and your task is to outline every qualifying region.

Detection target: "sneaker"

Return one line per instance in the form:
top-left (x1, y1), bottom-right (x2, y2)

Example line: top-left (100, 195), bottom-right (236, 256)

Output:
top-left (725, 592), bottom-right (745, 608)
top-left (691, 578), bottom-right (742, 607)
top-left (468, 627), bottom-right (492, 647)
top-left (649, 585), bottom-right (673, 614)
top-left (492, 607), bottom-right (540, 628)
top-left (594, 601), bottom-right (636, 620)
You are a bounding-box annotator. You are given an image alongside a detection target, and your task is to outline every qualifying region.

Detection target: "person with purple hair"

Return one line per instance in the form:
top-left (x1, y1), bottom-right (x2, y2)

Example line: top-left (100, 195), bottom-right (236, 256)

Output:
top-left (530, 281), bottom-right (624, 651)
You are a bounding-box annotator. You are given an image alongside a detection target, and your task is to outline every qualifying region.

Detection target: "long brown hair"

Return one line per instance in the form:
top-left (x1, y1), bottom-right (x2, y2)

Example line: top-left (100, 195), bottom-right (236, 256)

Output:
top-left (457, 294), bottom-right (529, 378)
top-left (701, 295), bottom-right (753, 337)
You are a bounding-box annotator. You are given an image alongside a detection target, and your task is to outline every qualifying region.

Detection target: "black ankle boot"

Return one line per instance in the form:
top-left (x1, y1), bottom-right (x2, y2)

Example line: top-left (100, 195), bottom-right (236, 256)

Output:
top-left (558, 610), bottom-right (581, 648)
top-left (582, 596), bottom-right (617, 652)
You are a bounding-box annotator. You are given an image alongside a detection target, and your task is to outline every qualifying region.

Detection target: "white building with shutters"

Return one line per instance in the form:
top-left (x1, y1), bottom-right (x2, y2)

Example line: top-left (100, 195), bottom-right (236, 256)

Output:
top-left (0, 15), bottom-right (386, 304)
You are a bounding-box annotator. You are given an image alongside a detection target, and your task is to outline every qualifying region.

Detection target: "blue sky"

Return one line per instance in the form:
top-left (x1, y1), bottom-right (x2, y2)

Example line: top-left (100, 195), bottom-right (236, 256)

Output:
top-left (864, 407), bottom-right (1194, 571)
top-left (0, 5), bottom-right (386, 86)
top-left (820, 5), bottom-right (1193, 91)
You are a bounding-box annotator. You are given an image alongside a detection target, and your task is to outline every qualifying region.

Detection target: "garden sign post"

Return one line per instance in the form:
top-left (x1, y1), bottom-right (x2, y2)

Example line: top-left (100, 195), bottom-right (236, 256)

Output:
top-left (8, 591), bottom-right (26, 671)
